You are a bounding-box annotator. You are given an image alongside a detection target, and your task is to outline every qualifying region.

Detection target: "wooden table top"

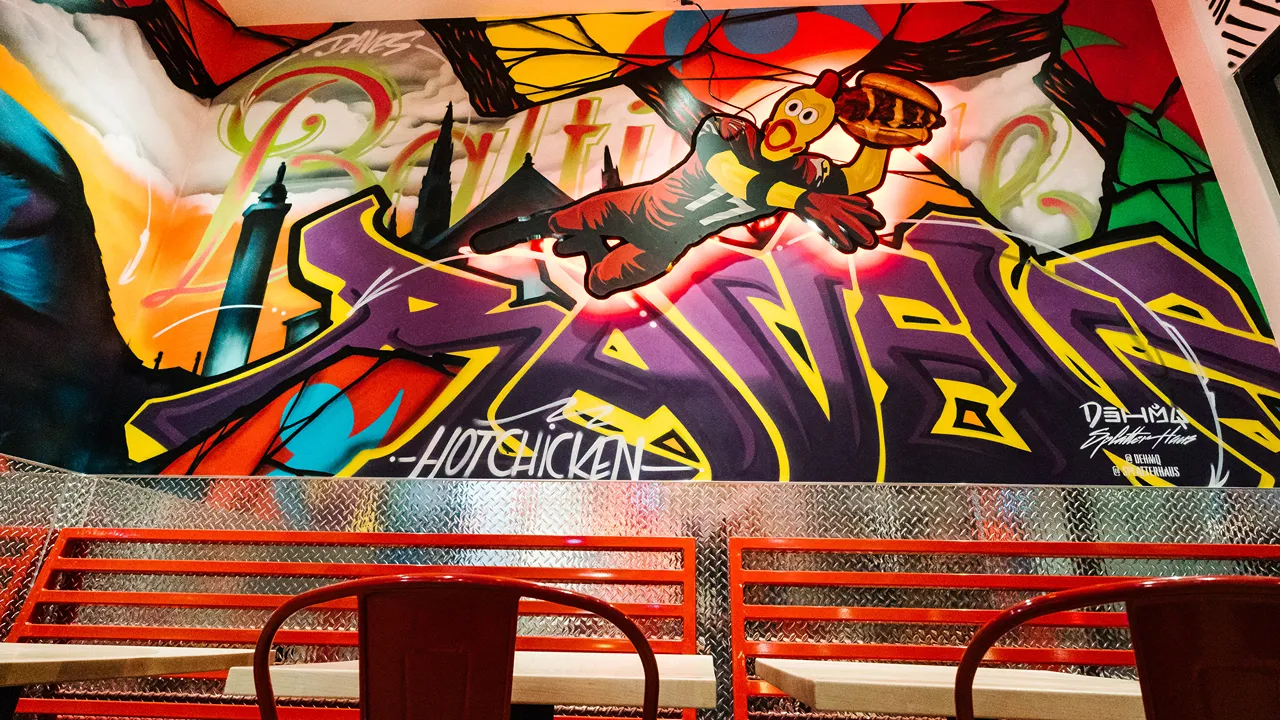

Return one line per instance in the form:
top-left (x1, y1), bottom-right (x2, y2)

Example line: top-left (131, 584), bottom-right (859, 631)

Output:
top-left (225, 651), bottom-right (717, 708)
top-left (755, 658), bottom-right (1145, 720)
top-left (0, 643), bottom-right (253, 688)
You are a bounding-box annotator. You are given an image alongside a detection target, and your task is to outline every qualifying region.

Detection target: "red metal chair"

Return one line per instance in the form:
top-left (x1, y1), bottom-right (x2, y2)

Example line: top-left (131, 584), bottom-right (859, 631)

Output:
top-left (955, 576), bottom-right (1280, 720)
top-left (253, 573), bottom-right (661, 720)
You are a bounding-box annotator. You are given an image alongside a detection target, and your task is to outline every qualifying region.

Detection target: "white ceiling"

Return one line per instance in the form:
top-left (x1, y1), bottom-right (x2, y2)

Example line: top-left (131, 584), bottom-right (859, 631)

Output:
top-left (220, 0), bottom-right (953, 27)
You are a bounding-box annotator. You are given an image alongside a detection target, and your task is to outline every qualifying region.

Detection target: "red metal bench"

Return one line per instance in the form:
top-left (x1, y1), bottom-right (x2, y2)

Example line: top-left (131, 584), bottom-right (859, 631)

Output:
top-left (728, 536), bottom-right (1280, 720)
top-left (10, 528), bottom-right (697, 719)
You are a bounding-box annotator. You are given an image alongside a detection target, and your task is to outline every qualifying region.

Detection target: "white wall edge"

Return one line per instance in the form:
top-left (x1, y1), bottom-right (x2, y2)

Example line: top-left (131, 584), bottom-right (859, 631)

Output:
top-left (1153, 0), bottom-right (1280, 338)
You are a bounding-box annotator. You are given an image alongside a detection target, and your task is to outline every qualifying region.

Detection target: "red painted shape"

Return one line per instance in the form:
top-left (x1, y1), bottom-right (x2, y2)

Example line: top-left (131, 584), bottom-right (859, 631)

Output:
top-left (110, 1), bottom-right (332, 91)
top-left (728, 536), bottom-right (1280, 720)
top-left (162, 355), bottom-right (456, 479)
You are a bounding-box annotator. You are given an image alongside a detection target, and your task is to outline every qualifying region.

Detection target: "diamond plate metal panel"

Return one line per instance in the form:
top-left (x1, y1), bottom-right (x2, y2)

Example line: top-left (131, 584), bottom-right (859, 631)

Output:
top-left (6, 459), bottom-right (1280, 720)
top-left (64, 478), bottom-right (1280, 720)
top-left (0, 455), bottom-right (69, 638)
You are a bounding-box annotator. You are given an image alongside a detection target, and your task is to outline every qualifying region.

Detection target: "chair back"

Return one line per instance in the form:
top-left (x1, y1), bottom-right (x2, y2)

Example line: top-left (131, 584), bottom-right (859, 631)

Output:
top-left (361, 582), bottom-right (521, 720)
top-left (955, 576), bottom-right (1280, 720)
top-left (254, 573), bottom-right (661, 720)
top-left (1126, 579), bottom-right (1280, 720)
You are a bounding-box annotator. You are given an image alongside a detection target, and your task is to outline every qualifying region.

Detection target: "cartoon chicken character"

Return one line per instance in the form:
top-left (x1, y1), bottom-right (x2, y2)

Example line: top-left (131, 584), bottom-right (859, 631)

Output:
top-left (472, 69), bottom-right (945, 298)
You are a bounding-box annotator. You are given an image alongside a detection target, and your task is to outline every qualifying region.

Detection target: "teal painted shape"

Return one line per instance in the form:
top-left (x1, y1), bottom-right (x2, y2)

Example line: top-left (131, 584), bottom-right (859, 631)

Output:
top-left (0, 89), bottom-right (77, 314)
top-left (269, 382), bottom-right (404, 476)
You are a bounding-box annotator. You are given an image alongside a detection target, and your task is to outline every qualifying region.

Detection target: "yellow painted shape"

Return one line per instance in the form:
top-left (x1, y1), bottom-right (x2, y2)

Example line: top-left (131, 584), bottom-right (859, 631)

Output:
top-left (601, 328), bottom-right (649, 371)
top-left (575, 12), bottom-right (670, 51)
top-left (1104, 450), bottom-right (1175, 487)
top-left (408, 297), bottom-right (437, 313)
top-left (485, 13), bottom-right (667, 105)
top-left (755, 256), bottom-right (829, 418)
top-left (843, 285), bottom-right (888, 483)
top-left (880, 295), bottom-right (956, 331)
top-left (1147, 293), bottom-right (1271, 343)
top-left (706, 150), bottom-right (759, 199)
top-left (124, 424), bottom-right (169, 464)
top-left (765, 182), bottom-right (806, 210)
top-left (842, 146), bottom-right (890, 195)
top-left (748, 296), bottom-right (830, 419)
top-left (1050, 234), bottom-right (1264, 338)
top-left (564, 390), bottom-right (710, 479)
top-left (930, 379), bottom-right (1031, 451)
top-left (642, 287), bottom-right (790, 481)
top-left (762, 84), bottom-right (836, 155)
top-left (486, 12), bottom-right (664, 54)
top-left (1221, 417), bottom-right (1280, 453)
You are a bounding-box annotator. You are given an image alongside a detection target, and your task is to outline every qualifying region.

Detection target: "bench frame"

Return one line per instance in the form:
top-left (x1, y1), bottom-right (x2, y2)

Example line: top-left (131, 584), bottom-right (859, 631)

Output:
top-left (728, 536), bottom-right (1280, 720)
top-left (11, 527), bottom-right (698, 720)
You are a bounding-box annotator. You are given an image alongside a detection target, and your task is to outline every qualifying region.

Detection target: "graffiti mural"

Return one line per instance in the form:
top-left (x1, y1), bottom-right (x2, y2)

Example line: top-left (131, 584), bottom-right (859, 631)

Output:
top-left (1209, 0), bottom-right (1279, 68)
top-left (3, 0), bottom-right (1280, 486)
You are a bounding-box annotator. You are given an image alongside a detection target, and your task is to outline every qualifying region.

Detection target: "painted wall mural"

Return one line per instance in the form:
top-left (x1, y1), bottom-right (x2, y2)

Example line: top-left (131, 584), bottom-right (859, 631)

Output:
top-left (2, 0), bottom-right (1279, 487)
top-left (1208, 0), bottom-right (1280, 69)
